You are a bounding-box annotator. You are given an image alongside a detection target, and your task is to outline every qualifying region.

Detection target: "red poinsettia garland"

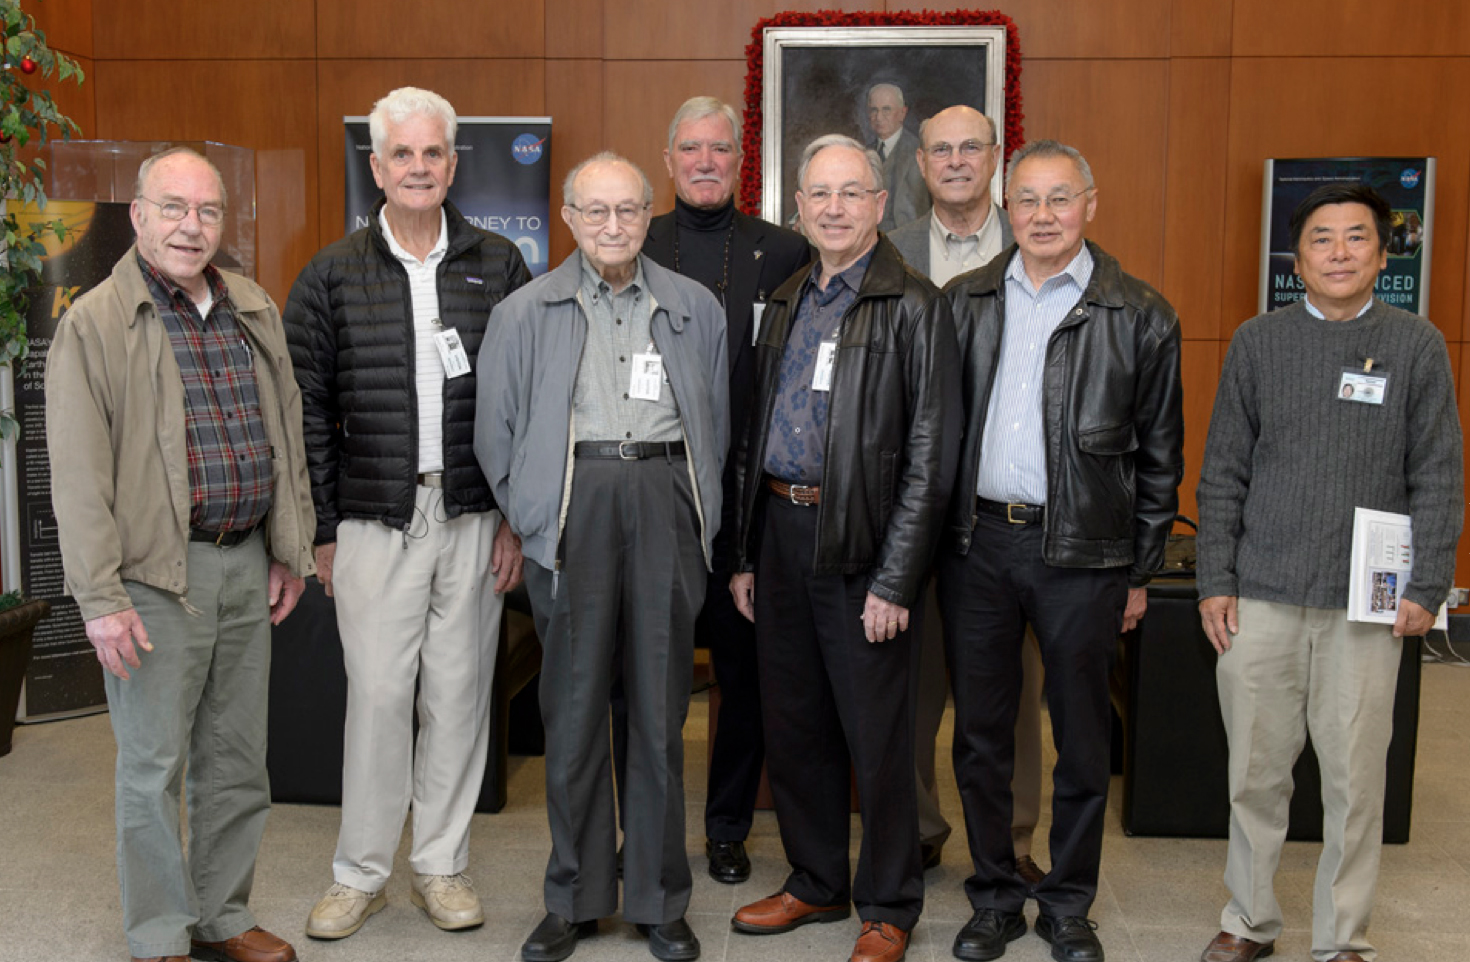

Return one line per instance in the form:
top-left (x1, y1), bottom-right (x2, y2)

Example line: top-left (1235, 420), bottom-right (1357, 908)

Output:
top-left (738, 8), bottom-right (1024, 214)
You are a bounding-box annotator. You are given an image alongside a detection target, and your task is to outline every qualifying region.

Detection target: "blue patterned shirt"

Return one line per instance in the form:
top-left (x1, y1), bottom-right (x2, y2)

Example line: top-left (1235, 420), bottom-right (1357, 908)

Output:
top-left (762, 251), bottom-right (873, 484)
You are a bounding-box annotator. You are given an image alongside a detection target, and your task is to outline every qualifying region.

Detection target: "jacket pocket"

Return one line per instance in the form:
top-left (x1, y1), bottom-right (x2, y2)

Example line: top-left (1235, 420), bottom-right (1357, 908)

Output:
top-left (1077, 421), bottom-right (1137, 456)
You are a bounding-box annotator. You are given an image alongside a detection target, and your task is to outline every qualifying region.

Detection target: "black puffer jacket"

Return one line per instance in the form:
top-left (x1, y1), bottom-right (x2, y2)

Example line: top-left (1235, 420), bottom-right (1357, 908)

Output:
top-left (941, 240), bottom-right (1184, 586)
top-left (734, 235), bottom-right (961, 608)
top-left (285, 200), bottom-right (531, 543)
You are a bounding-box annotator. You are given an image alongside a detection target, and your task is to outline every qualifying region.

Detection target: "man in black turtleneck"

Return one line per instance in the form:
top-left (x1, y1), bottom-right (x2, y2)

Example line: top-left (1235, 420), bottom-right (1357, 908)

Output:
top-left (639, 95), bottom-right (809, 885)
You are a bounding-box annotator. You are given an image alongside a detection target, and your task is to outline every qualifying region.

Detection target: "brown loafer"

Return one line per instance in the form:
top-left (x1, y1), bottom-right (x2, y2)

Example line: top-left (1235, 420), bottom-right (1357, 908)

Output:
top-left (1201, 930), bottom-right (1274, 962)
top-left (851, 920), bottom-right (908, 962)
top-left (732, 890), bottom-right (851, 934)
top-left (190, 926), bottom-right (298, 962)
top-left (1016, 854), bottom-right (1046, 889)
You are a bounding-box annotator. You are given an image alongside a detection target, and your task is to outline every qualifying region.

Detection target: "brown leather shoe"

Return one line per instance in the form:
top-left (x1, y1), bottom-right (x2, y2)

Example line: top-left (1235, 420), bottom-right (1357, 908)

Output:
top-left (1200, 930), bottom-right (1274, 962)
top-left (1016, 854), bottom-right (1046, 888)
top-left (732, 890), bottom-right (851, 934)
top-left (190, 926), bottom-right (298, 962)
top-left (1326, 954), bottom-right (1365, 962)
top-left (851, 920), bottom-right (908, 962)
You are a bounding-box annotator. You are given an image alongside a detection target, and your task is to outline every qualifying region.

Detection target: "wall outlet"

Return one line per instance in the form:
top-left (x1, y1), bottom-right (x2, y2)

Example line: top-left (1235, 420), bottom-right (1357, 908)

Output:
top-left (1449, 587), bottom-right (1469, 608)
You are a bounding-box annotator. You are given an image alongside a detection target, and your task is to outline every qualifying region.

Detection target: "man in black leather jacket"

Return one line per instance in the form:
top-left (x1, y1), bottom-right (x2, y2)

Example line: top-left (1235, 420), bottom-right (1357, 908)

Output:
top-left (937, 140), bottom-right (1183, 962)
top-left (728, 134), bottom-right (960, 962)
top-left (285, 87), bottom-right (530, 942)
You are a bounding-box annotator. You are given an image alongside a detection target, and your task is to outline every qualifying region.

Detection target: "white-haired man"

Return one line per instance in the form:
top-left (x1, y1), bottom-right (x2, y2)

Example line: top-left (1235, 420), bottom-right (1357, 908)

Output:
top-left (729, 134), bottom-right (960, 962)
top-left (286, 86), bottom-right (531, 940)
top-left (47, 146), bottom-right (315, 962)
top-left (476, 152), bottom-right (728, 962)
top-left (867, 83), bottom-right (930, 232)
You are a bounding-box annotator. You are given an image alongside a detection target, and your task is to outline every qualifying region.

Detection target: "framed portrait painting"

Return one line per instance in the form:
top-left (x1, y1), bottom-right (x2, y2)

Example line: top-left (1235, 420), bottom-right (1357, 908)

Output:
top-left (739, 13), bottom-right (1023, 227)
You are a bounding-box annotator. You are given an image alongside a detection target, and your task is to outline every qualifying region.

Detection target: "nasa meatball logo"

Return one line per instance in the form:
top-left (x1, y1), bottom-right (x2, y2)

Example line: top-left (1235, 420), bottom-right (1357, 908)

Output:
top-left (1399, 168), bottom-right (1421, 189)
top-left (512, 134), bottom-right (546, 166)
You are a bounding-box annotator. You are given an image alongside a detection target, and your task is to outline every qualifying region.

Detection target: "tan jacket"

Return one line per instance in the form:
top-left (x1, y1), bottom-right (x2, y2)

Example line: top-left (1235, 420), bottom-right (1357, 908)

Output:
top-left (45, 247), bottom-right (315, 621)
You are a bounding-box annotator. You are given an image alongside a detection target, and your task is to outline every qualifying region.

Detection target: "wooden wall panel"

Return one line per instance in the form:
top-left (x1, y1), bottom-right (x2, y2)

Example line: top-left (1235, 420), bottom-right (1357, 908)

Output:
top-left (315, 0), bottom-right (544, 60)
top-left (601, 60), bottom-right (748, 216)
top-left (1170, 0), bottom-right (1232, 57)
top-left (313, 60), bottom-right (546, 258)
top-left (546, 0), bottom-right (604, 59)
top-left (91, 0), bottom-right (313, 60)
top-left (546, 60), bottom-right (605, 265)
top-left (91, 60), bottom-right (319, 306)
top-left (27, 53), bottom-right (96, 148)
top-left (1161, 58), bottom-right (1230, 340)
top-left (1017, 59), bottom-right (1170, 290)
top-left (606, 1), bottom-right (881, 62)
top-left (1454, 342), bottom-right (1469, 591)
top-left (1221, 57), bottom-right (1470, 343)
top-left (1177, 339), bottom-right (1220, 524)
top-left (31, 0), bottom-right (92, 59)
top-left (1232, 0), bottom-right (1470, 57)
top-left (923, 0), bottom-right (1171, 60)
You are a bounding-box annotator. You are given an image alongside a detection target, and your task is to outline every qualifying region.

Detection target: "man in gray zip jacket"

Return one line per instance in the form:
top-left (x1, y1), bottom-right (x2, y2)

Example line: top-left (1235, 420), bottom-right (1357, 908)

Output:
top-left (474, 152), bottom-right (728, 962)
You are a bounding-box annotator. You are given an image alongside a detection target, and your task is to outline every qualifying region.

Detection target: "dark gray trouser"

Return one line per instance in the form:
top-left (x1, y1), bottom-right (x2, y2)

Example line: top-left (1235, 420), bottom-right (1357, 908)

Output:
top-left (108, 531), bottom-right (271, 959)
top-left (523, 455), bottom-right (705, 925)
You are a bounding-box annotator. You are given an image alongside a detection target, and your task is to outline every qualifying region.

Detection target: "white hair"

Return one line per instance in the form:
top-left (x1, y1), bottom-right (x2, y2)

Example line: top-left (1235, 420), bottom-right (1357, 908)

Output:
top-left (562, 151), bottom-right (654, 206)
top-left (797, 134), bottom-right (883, 191)
top-left (368, 87), bottom-right (457, 159)
top-left (666, 96), bottom-right (741, 154)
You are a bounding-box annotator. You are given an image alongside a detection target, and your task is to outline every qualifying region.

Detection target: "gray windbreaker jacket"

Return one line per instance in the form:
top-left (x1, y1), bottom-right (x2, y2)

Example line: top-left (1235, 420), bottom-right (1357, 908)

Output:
top-left (473, 251), bottom-right (729, 572)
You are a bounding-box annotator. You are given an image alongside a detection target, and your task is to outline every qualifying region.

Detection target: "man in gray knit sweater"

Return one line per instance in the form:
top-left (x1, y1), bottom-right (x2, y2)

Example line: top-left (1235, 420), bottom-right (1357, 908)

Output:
top-left (1196, 182), bottom-right (1462, 962)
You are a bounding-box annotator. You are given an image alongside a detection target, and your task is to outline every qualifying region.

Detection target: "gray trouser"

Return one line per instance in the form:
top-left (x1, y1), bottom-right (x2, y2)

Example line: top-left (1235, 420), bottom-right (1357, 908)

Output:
top-left (523, 455), bottom-right (705, 925)
top-left (107, 531), bottom-right (271, 959)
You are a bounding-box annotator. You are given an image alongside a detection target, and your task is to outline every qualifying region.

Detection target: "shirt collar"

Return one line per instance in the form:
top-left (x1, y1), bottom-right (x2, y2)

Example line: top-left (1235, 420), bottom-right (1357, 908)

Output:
top-left (880, 129), bottom-right (904, 154)
top-left (136, 252), bottom-right (229, 314)
top-left (805, 248), bottom-right (874, 303)
top-left (1303, 296), bottom-right (1374, 320)
top-left (578, 250), bottom-right (646, 301)
top-left (1005, 242), bottom-right (1094, 295)
top-left (378, 206), bottom-right (449, 266)
top-left (929, 203), bottom-right (998, 247)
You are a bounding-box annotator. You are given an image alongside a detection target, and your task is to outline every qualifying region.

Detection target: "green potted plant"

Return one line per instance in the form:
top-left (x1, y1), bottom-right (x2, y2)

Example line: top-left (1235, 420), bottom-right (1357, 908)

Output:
top-left (1, 0), bottom-right (83, 439)
top-left (0, 589), bottom-right (48, 754)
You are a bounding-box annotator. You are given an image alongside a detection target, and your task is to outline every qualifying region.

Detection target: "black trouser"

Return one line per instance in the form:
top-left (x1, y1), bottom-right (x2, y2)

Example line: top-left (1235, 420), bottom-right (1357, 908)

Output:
top-left (523, 455), bottom-right (705, 925)
top-left (700, 562), bottom-right (765, 842)
top-left (936, 511), bottom-right (1126, 919)
top-left (755, 496), bottom-right (924, 930)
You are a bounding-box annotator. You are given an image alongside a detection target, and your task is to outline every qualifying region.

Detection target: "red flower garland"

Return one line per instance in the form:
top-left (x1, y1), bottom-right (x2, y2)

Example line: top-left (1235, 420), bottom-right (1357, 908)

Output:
top-left (739, 9), bottom-right (1024, 215)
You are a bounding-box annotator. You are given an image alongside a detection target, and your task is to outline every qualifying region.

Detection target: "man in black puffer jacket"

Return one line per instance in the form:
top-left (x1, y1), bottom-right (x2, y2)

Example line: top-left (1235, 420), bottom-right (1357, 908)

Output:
top-left (284, 87), bottom-right (530, 942)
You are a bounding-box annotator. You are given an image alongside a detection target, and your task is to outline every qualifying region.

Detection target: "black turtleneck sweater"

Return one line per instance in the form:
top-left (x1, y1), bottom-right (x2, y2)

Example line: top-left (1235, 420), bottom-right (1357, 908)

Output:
top-left (671, 197), bottom-right (736, 304)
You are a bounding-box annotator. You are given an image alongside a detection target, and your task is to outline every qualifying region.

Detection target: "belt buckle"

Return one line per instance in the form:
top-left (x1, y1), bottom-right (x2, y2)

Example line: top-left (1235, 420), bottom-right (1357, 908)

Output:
top-left (788, 484), bottom-right (812, 505)
top-left (1006, 502), bottom-right (1026, 524)
top-left (215, 529), bottom-right (228, 546)
top-left (618, 441), bottom-right (640, 461)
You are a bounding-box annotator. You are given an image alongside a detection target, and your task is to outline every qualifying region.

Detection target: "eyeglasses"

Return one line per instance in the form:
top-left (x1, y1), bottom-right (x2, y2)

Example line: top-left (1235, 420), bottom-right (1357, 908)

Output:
top-left (139, 197), bottom-right (225, 226)
top-left (1009, 187), bottom-right (1092, 216)
top-left (568, 203), bottom-right (649, 226)
top-left (803, 188), bottom-right (879, 206)
top-left (924, 140), bottom-right (996, 160)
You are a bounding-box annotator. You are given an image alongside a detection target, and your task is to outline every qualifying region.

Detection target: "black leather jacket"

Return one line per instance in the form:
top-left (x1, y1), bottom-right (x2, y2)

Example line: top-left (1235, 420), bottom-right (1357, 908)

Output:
top-left (285, 199), bottom-right (531, 543)
top-left (941, 240), bottom-right (1184, 586)
top-left (734, 235), bottom-right (961, 607)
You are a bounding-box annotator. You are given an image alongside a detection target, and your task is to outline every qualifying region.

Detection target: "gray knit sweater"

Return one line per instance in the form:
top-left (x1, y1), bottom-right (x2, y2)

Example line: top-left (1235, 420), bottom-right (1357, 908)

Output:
top-left (1196, 300), bottom-right (1462, 611)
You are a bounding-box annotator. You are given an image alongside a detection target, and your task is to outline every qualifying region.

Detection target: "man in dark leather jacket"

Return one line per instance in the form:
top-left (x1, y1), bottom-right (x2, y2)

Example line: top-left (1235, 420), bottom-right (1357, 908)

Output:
top-left (285, 87), bottom-right (530, 942)
top-left (728, 134), bottom-right (960, 962)
top-left (937, 140), bottom-right (1183, 962)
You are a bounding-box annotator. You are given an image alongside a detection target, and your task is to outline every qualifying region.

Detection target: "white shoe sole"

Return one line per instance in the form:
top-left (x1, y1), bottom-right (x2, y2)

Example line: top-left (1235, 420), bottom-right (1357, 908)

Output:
top-left (306, 890), bottom-right (386, 940)
top-left (410, 887), bottom-right (485, 930)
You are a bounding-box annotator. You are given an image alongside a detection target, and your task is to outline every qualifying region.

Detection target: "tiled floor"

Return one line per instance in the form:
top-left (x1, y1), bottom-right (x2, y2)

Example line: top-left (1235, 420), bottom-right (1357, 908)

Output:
top-left (2, 659), bottom-right (1468, 962)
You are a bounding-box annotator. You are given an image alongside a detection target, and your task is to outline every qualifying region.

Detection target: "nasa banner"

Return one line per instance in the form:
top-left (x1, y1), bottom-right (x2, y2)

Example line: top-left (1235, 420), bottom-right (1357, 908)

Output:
top-left (344, 117), bottom-right (552, 276)
top-left (1260, 157), bottom-right (1434, 316)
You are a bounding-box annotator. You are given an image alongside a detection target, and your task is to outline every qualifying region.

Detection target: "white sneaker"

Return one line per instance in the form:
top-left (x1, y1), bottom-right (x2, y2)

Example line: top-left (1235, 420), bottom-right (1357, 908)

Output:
top-left (305, 882), bottom-right (386, 940)
top-left (411, 873), bottom-right (485, 930)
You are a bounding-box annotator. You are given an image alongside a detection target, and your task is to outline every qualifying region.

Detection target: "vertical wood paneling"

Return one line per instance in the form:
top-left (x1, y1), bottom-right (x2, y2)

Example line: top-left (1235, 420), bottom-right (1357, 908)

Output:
top-left (90, 0), bottom-right (313, 59)
top-left (1177, 339), bottom-right (1221, 524)
top-left (1232, 0), bottom-right (1470, 57)
top-left (546, 59), bottom-right (605, 265)
top-left (546, 0), bottom-right (604, 59)
top-left (921, 0), bottom-right (1171, 59)
top-left (30, 0), bottom-right (92, 59)
top-left (1161, 58), bottom-right (1230, 341)
top-left (605, 0), bottom-right (882, 62)
top-left (1170, 0), bottom-right (1232, 57)
top-left (315, 0), bottom-right (545, 59)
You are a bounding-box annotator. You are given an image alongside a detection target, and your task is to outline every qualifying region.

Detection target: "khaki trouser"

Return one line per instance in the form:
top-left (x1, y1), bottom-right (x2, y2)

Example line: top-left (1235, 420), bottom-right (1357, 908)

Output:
top-left (1217, 598), bottom-right (1401, 962)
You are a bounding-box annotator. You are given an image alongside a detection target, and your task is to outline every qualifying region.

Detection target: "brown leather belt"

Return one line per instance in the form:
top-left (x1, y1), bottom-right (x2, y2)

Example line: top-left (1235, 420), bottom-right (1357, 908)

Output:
top-left (766, 477), bottom-right (820, 506)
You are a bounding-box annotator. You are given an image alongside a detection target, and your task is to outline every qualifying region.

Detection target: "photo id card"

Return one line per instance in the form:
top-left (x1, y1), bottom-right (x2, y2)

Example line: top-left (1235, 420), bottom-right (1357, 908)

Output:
top-left (1338, 368), bottom-right (1388, 405)
top-left (812, 340), bottom-right (837, 392)
top-left (631, 351), bottom-right (663, 401)
top-left (434, 328), bottom-right (471, 378)
top-left (752, 302), bottom-right (766, 346)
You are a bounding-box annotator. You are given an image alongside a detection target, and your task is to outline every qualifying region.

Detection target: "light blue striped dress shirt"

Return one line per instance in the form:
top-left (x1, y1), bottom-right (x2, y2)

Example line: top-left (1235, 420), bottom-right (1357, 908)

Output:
top-left (975, 245), bottom-right (1095, 504)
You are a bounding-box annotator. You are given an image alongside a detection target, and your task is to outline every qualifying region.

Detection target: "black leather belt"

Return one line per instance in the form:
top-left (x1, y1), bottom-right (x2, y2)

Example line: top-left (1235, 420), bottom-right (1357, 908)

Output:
top-left (573, 440), bottom-right (686, 460)
top-left (766, 477), bottom-right (820, 506)
top-left (977, 497), bottom-right (1044, 525)
top-left (189, 524), bottom-right (259, 547)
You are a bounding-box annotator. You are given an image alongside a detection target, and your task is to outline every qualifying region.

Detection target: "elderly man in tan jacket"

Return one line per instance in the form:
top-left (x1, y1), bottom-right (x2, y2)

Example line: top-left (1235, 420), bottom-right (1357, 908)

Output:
top-left (46, 146), bottom-right (315, 962)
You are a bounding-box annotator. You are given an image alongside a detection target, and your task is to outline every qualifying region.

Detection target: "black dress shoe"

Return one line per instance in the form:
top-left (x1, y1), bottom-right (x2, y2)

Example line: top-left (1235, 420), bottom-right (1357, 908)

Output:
top-left (706, 839), bottom-right (751, 884)
top-left (1034, 915), bottom-right (1103, 962)
top-left (921, 842), bottom-right (942, 871)
top-left (637, 917), bottom-right (701, 961)
top-left (522, 913), bottom-right (598, 962)
top-left (953, 907), bottom-right (1027, 961)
